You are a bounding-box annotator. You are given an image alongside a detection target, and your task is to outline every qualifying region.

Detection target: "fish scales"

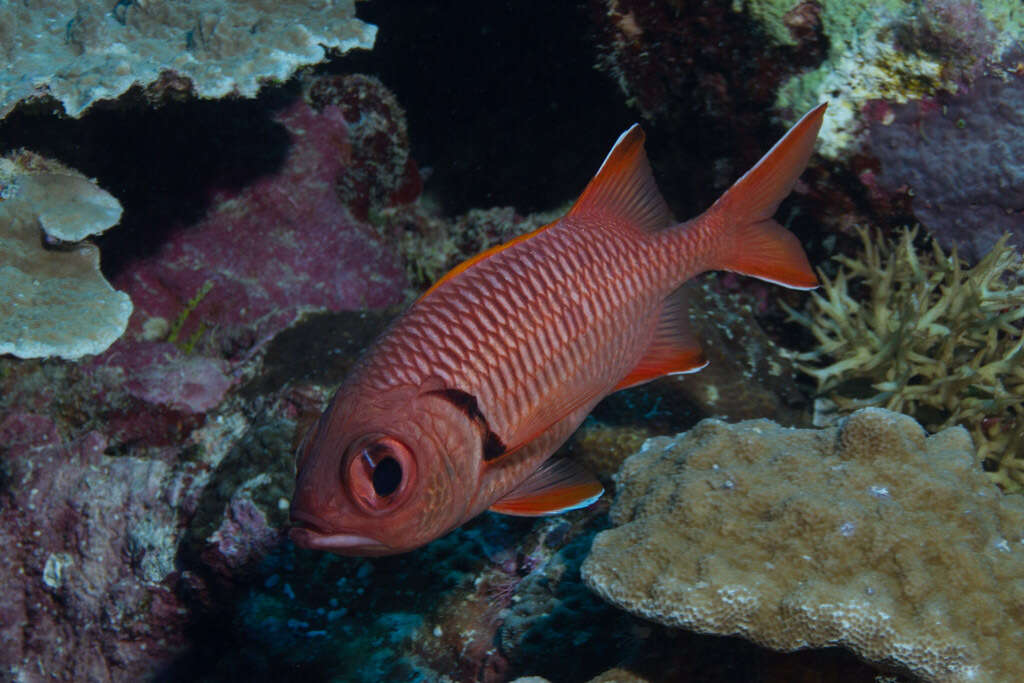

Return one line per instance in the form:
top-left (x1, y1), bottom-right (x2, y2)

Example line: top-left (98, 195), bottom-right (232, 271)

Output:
top-left (438, 224), bottom-right (652, 437)
top-left (412, 226), bottom-right (638, 438)
top-left (290, 104), bottom-right (827, 555)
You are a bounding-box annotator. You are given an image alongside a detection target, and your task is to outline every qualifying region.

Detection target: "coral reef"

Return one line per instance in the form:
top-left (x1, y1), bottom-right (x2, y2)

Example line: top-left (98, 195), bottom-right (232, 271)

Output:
top-left (195, 503), bottom-right (649, 683)
top-left (6, 0), bottom-right (993, 673)
top-left (306, 74), bottom-right (421, 222)
top-left (867, 67), bottom-right (1024, 262)
top-left (582, 408), bottom-right (1024, 683)
top-left (590, 0), bottom-right (816, 125)
top-left (180, 412), bottom-right (296, 583)
top-left (0, 151), bottom-right (131, 360)
top-left (768, 0), bottom-right (1023, 158)
top-left (678, 278), bottom-right (812, 425)
top-left (0, 75), bottom-right (416, 679)
top-left (784, 226), bottom-right (1024, 490)
top-left (1, 156), bottom-right (123, 242)
top-left (0, 375), bottom-right (298, 681)
top-left (103, 342), bottom-right (232, 414)
top-left (112, 84), bottom-right (408, 364)
top-left (588, 0), bottom-right (825, 212)
top-left (199, 513), bottom-right (540, 681)
top-left (493, 521), bottom-right (644, 683)
top-left (569, 422), bottom-right (654, 480)
top-left (413, 518), bottom-right (601, 682)
top-left (375, 204), bottom-right (556, 295)
top-left (0, 0), bottom-right (377, 119)
top-left (586, 0), bottom-right (1022, 255)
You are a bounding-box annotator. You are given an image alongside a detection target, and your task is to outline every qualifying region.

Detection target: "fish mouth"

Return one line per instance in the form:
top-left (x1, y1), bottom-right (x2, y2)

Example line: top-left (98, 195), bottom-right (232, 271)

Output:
top-left (288, 510), bottom-right (389, 555)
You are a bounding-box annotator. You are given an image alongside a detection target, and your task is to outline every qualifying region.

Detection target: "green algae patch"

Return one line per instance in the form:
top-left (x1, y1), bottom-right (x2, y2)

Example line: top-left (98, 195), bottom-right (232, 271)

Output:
top-left (735, 0), bottom-right (804, 47)
top-left (785, 226), bottom-right (1024, 490)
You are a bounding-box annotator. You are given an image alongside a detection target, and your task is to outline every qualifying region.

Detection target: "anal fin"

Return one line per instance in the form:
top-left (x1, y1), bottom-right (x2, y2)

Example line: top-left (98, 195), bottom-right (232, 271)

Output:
top-left (613, 286), bottom-right (708, 392)
top-left (489, 459), bottom-right (603, 517)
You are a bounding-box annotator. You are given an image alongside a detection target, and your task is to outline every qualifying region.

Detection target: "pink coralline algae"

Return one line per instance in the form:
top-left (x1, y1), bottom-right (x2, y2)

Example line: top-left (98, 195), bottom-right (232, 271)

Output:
top-left (84, 90), bottom-right (409, 428)
top-left (112, 94), bottom-right (408, 363)
top-left (867, 65), bottom-right (1024, 262)
top-left (0, 412), bottom-right (189, 681)
top-left (104, 342), bottom-right (232, 414)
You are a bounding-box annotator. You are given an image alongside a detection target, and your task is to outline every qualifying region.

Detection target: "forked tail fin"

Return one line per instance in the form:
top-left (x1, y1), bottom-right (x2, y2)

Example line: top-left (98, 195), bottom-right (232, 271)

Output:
top-left (700, 103), bottom-right (827, 290)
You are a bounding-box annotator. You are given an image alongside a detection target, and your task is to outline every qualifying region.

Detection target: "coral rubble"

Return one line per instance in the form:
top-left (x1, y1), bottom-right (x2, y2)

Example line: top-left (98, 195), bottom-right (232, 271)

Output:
top-left (0, 152), bottom-right (131, 360)
top-left (785, 226), bottom-right (1024, 489)
top-left (0, 0), bottom-right (377, 119)
top-left (582, 408), bottom-right (1024, 683)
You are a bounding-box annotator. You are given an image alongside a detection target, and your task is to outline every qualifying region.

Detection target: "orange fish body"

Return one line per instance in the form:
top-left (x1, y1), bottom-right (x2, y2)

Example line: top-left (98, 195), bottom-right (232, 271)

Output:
top-left (290, 104), bottom-right (827, 555)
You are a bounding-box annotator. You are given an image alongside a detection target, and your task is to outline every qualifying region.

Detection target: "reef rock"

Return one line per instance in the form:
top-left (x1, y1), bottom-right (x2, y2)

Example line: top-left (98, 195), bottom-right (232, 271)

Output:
top-left (768, 0), bottom-right (1022, 158)
top-left (868, 68), bottom-right (1024, 262)
top-left (112, 88), bottom-right (408, 364)
top-left (0, 0), bottom-right (376, 119)
top-left (582, 408), bottom-right (1024, 683)
top-left (0, 412), bottom-right (189, 681)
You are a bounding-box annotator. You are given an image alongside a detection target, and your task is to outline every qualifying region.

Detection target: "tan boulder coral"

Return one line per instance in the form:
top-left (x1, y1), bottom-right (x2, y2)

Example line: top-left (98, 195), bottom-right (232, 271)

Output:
top-left (581, 408), bottom-right (1024, 683)
top-left (1, 153), bottom-right (131, 359)
top-left (0, 0), bottom-right (376, 119)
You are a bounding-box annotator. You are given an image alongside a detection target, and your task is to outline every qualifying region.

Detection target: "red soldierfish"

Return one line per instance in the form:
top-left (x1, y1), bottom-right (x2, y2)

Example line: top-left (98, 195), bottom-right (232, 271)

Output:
top-left (290, 104), bottom-right (827, 556)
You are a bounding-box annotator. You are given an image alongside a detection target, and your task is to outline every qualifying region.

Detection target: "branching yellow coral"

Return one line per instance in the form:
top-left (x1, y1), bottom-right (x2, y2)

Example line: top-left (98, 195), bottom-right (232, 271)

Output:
top-left (784, 226), bottom-right (1024, 490)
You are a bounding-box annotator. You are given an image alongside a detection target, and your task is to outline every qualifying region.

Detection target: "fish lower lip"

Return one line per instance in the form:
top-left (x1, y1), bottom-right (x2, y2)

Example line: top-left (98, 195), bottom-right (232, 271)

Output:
top-left (288, 526), bottom-right (385, 552)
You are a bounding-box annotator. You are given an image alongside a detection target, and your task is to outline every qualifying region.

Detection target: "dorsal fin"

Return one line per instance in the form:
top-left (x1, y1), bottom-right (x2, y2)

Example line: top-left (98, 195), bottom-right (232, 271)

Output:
top-left (567, 124), bottom-right (674, 232)
top-left (489, 458), bottom-right (603, 516)
top-left (419, 221), bottom-right (555, 299)
top-left (613, 285), bottom-right (707, 392)
top-left (419, 124), bottom-right (673, 301)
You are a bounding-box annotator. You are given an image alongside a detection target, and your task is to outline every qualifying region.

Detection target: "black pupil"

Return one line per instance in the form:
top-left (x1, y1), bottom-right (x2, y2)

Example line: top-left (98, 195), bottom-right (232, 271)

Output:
top-left (372, 457), bottom-right (402, 497)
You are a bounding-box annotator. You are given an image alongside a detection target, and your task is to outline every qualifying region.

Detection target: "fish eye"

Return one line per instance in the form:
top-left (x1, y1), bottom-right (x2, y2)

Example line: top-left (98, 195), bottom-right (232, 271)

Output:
top-left (371, 456), bottom-right (402, 496)
top-left (345, 436), bottom-right (414, 513)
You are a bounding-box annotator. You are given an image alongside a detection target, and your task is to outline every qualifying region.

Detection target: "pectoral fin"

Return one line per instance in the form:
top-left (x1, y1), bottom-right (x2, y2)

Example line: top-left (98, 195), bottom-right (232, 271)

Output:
top-left (489, 459), bottom-right (604, 516)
